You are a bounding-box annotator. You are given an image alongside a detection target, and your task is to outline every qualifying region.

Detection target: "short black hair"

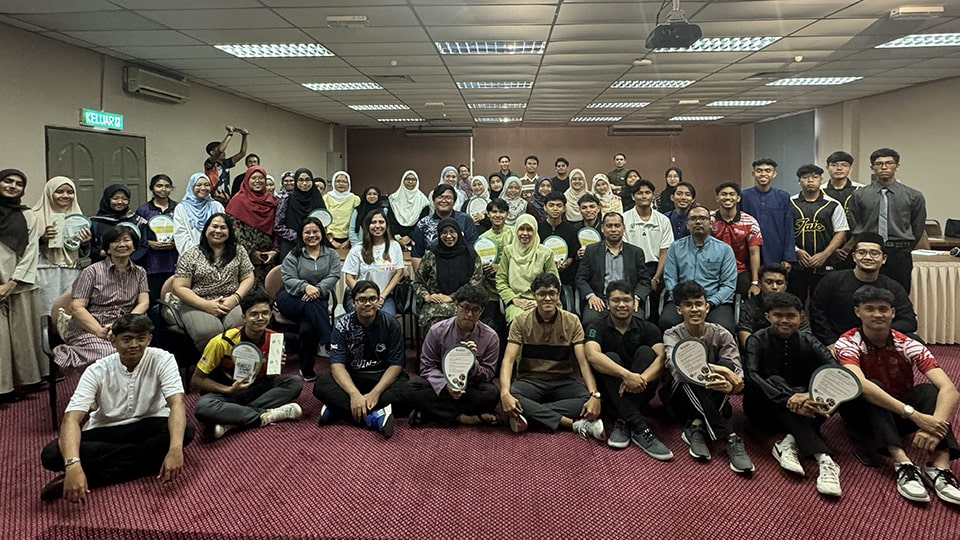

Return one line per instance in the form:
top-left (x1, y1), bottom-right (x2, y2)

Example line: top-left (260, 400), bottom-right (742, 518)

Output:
top-left (352, 279), bottom-right (381, 299)
top-left (544, 191), bottom-right (567, 205)
top-left (870, 148), bottom-right (900, 165)
top-left (602, 212), bottom-right (624, 225)
top-left (673, 280), bottom-right (706, 305)
top-left (854, 232), bottom-right (886, 253)
top-left (763, 292), bottom-right (803, 313)
top-left (245, 153), bottom-right (260, 164)
top-left (103, 224), bottom-right (139, 250)
top-left (635, 178), bottom-right (656, 193)
top-left (487, 198), bottom-right (509, 212)
top-left (853, 285), bottom-right (895, 307)
top-left (149, 174), bottom-right (172, 190)
top-left (826, 151), bottom-right (854, 165)
top-left (205, 141), bottom-right (220, 155)
top-left (432, 183), bottom-right (456, 201)
top-left (240, 288), bottom-right (271, 313)
top-left (112, 313), bottom-right (154, 335)
top-left (752, 157), bottom-right (778, 169)
top-left (451, 284), bottom-right (488, 307)
top-left (498, 155), bottom-right (510, 162)
top-left (555, 157), bottom-right (569, 167)
top-left (674, 181), bottom-right (697, 198)
top-left (714, 182), bottom-right (740, 195)
top-left (458, 164), bottom-right (469, 171)
top-left (796, 164), bottom-right (824, 178)
top-left (614, 153), bottom-right (626, 160)
top-left (686, 203), bottom-right (711, 217)
top-left (531, 273), bottom-right (561, 293)
top-left (605, 280), bottom-right (633, 298)
top-left (578, 193), bottom-right (600, 207)
top-left (525, 155), bottom-right (539, 164)
top-left (759, 263), bottom-right (789, 281)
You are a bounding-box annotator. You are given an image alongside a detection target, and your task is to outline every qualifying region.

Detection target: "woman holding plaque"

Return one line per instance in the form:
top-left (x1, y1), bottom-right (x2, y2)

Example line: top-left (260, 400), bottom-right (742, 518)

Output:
top-left (89, 185), bottom-right (148, 264)
top-left (322, 170), bottom-right (360, 250)
top-left (563, 168), bottom-right (590, 223)
top-left (135, 174), bottom-right (179, 302)
top-left (342, 209), bottom-right (405, 318)
top-left (496, 214), bottom-right (560, 323)
top-left (348, 186), bottom-right (386, 247)
top-left (173, 173), bottom-right (224, 256)
top-left (274, 167), bottom-right (325, 262)
top-left (461, 176), bottom-right (492, 234)
top-left (31, 176), bottom-right (90, 313)
top-left (591, 174), bottom-right (622, 215)
top-left (387, 170), bottom-right (430, 251)
top-left (413, 218), bottom-right (483, 331)
top-left (501, 177), bottom-right (528, 226)
top-left (226, 166), bottom-right (278, 286)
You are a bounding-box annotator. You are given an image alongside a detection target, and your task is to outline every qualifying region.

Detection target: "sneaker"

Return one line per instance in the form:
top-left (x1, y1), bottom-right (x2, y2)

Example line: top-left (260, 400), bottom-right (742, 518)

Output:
top-left (299, 369), bottom-right (317, 383)
top-left (260, 403), bottom-right (303, 426)
top-left (816, 456), bottom-right (842, 497)
top-left (213, 424), bottom-right (236, 439)
top-left (607, 419), bottom-right (630, 449)
top-left (572, 418), bottom-right (605, 441)
top-left (40, 474), bottom-right (65, 502)
top-left (364, 404), bottom-right (395, 438)
top-left (632, 428), bottom-right (674, 461)
top-left (923, 465), bottom-right (960, 505)
top-left (772, 436), bottom-right (804, 475)
top-left (681, 423), bottom-right (711, 460)
top-left (316, 403), bottom-right (331, 426)
top-left (895, 462), bottom-right (930, 503)
top-left (508, 414), bottom-right (528, 434)
top-left (726, 434), bottom-right (755, 474)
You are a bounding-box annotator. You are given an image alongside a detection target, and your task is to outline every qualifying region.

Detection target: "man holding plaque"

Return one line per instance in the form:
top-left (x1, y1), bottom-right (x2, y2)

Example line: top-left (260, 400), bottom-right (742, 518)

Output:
top-left (743, 292), bottom-right (843, 496)
top-left (576, 194), bottom-right (602, 234)
top-left (499, 273), bottom-right (604, 440)
top-left (479, 199), bottom-right (514, 338)
top-left (192, 289), bottom-right (303, 439)
top-left (836, 286), bottom-right (960, 505)
top-left (538, 192), bottom-right (580, 296)
top-left (408, 285), bottom-right (500, 427)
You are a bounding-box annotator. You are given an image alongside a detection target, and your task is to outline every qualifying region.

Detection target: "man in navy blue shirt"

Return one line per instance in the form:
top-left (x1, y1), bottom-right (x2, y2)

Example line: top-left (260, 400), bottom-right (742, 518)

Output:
top-left (740, 158), bottom-right (797, 268)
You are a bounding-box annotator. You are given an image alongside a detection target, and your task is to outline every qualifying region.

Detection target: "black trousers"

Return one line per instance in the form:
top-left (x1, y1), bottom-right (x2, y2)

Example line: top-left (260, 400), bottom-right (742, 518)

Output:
top-left (743, 388), bottom-right (829, 458)
top-left (659, 302), bottom-right (736, 335)
top-left (313, 370), bottom-right (412, 421)
top-left (407, 379), bottom-right (499, 426)
top-left (41, 417), bottom-right (196, 488)
top-left (787, 269), bottom-right (826, 306)
top-left (659, 380), bottom-right (733, 440)
top-left (879, 247), bottom-right (914, 294)
top-left (597, 347), bottom-right (658, 432)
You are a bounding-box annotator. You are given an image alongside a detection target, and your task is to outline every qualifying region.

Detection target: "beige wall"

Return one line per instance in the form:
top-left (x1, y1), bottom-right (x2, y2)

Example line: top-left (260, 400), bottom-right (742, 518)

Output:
top-left (0, 24), bottom-right (344, 206)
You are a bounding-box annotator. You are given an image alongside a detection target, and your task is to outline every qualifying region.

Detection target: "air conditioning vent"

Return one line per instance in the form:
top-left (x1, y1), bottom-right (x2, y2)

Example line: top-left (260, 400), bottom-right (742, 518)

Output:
top-left (608, 125), bottom-right (682, 136)
top-left (404, 126), bottom-right (472, 137)
top-left (123, 66), bottom-right (190, 103)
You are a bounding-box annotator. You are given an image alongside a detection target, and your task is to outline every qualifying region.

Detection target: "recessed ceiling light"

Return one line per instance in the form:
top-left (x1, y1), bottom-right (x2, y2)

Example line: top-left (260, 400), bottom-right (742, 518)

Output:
top-left (377, 118), bottom-right (424, 123)
top-left (707, 100), bottom-right (777, 107)
top-left (655, 36), bottom-right (781, 52)
top-left (611, 80), bottom-right (695, 89)
top-left (669, 115), bottom-right (724, 121)
top-left (303, 82), bottom-right (383, 91)
top-left (436, 41), bottom-right (546, 55)
top-left (587, 102), bottom-right (650, 109)
top-left (214, 43), bottom-right (335, 58)
top-left (766, 77), bottom-right (862, 86)
top-left (571, 116), bottom-right (622, 122)
top-left (474, 117), bottom-right (523, 123)
top-left (457, 81), bottom-right (534, 89)
top-left (468, 103), bottom-right (527, 109)
top-left (348, 104), bottom-right (409, 111)
top-left (875, 33), bottom-right (960, 48)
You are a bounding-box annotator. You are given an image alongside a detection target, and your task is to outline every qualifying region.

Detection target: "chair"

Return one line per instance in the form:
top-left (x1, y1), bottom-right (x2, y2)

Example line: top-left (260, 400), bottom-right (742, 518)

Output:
top-left (925, 219), bottom-right (943, 239)
top-left (157, 275), bottom-right (187, 332)
top-left (42, 291), bottom-right (73, 430)
top-left (264, 266), bottom-right (337, 347)
top-left (154, 275), bottom-right (203, 390)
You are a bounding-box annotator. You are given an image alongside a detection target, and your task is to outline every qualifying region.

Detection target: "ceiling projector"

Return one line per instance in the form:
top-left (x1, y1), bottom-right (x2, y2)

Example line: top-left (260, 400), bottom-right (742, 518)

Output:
top-left (645, 22), bottom-right (703, 49)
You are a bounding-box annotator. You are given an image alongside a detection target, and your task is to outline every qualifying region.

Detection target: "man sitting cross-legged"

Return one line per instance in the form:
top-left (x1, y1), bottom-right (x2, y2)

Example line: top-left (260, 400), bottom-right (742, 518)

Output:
top-left (584, 280), bottom-right (673, 460)
top-left (192, 288), bottom-right (303, 440)
top-left (743, 292), bottom-right (842, 497)
top-left (499, 273), bottom-right (604, 440)
top-left (40, 314), bottom-right (195, 503)
top-left (659, 280), bottom-right (754, 474)
top-left (837, 285), bottom-right (960, 505)
top-left (408, 285), bottom-right (501, 427)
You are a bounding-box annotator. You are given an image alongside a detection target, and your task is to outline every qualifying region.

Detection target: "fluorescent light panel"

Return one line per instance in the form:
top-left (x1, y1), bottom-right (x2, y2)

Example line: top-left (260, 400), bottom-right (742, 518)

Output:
top-left (458, 81), bottom-right (533, 89)
top-left (348, 104), bottom-right (409, 111)
top-left (436, 41), bottom-right (545, 55)
top-left (474, 117), bottom-right (523, 123)
top-left (766, 77), bottom-right (862, 86)
top-left (707, 100), bottom-right (776, 107)
top-left (611, 80), bottom-right (695, 89)
top-left (571, 116), bottom-right (622, 122)
top-left (670, 115), bottom-right (724, 121)
top-left (656, 36), bottom-right (781, 52)
top-left (215, 43), bottom-right (334, 58)
top-left (875, 33), bottom-right (960, 48)
top-left (587, 102), bottom-right (649, 109)
top-left (303, 82), bottom-right (382, 91)
top-left (377, 118), bottom-right (424, 122)
top-left (468, 103), bottom-right (526, 109)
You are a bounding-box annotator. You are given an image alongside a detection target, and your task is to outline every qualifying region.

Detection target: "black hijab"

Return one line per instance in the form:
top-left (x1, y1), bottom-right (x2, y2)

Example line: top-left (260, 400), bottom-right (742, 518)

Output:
top-left (285, 167), bottom-right (326, 231)
top-left (97, 184), bottom-right (133, 219)
top-left (432, 217), bottom-right (476, 295)
top-left (354, 186), bottom-right (385, 233)
top-left (656, 167), bottom-right (682, 213)
top-left (620, 168), bottom-right (641, 211)
top-left (0, 168), bottom-right (30, 257)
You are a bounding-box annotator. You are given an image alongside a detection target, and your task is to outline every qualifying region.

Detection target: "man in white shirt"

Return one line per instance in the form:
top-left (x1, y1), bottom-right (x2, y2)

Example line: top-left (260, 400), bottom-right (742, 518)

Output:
top-left (622, 178), bottom-right (674, 306)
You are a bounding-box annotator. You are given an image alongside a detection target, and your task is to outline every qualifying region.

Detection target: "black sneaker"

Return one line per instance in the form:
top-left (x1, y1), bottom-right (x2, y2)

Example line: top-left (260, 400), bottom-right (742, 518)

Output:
top-left (681, 423), bottom-right (711, 460)
top-left (632, 428), bottom-right (674, 461)
top-left (40, 474), bottom-right (65, 502)
top-left (726, 433), bottom-right (755, 474)
top-left (607, 419), bottom-right (630, 449)
top-left (299, 369), bottom-right (317, 383)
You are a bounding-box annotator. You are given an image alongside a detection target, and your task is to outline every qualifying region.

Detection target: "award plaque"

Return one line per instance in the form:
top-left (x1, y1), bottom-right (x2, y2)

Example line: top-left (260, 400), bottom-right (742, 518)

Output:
top-left (309, 209), bottom-right (333, 228)
top-left (808, 365), bottom-right (862, 414)
top-left (148, 215), bottom-right (175, 243)
top-left (62, 214), bottom-right (92, 251)
top-left (466, 197), bottom-right (488, 217)
top-left (48, 213), bottom-right (65, 249)
top-left (542, 235), bottom-right (569, 264)
top-left (671, 338), bottom-right (713, 386)
top-left (117, 221), bottom-right (141, 240)
top-left (474, 237), bottom-right (498, 265)
top-left (231, 341), bottom-right (263, 382)
top-left (577, 227), bottom-right (601, 248)
top-left (266, 333), bottom-right (284, 376)
top-left (441, 344), bottom-right (476, 392)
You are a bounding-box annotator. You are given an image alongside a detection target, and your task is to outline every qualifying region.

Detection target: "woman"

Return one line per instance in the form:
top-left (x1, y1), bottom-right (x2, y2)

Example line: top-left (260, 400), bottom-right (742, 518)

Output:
top-left (462, 175), bottom-right (492, 233)
top-left (172, 213), bottom-right (255, 351)
top-left (276, 217), bottom-right (341, 382)
top-left (32, 176), bottom-right (91, 313)
top-left (592, 173), bottom-right (623, 215)
top-left (135, 174), bottom-right (179, 302)
top-left (563, 168), bottom-right (590, 223)
top-left (620, 169), bottom-right (642, 213)
top-left (413, 218), bottom-right (483, 331)
top-left (436, 166), bottom-right (467, 212)
top-left (265, 175), bottom-right (276, 194)
top-left (527, 177), bottom-right (554, 222)
top-left (496, 214), bottom-right (559, 323)
top-left (349, 186), bottom-right (386, 247)
top-left (0, 169), bottom-right (47, 403)
top-left (323, 170), bottom-right (360, 249)
top-left (54, 226), bottom-right (149, 367)
top-left (488, 175), bottom-right (504, 199)
top-left (274, 167), bottom-right (325, 262)
top-left (315, 177), bottom-right (327, 195)
top-left (226, 166), bottom-right (278, 286)
top-left (654, 166), bottom-right (683, 213)
top-left (173, 173), bottom-right (224, 256)
top-left (501, 177), bottom-right (528, 226)
top-left (342, 209), bottom-right (405, 318)
top-left (280, 171), bottom-right (296, 195)
top-left (387, 170), bottom-right (430, 251)
top-left (89, 184), bottom-right (148, 264)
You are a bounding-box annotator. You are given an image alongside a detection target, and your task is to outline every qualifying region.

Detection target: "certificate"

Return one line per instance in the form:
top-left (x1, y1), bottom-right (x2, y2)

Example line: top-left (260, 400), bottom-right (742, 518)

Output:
top-left (466, 197), bottom-right (488, 217)
top-left (62, 214), bottom-right (92, 251)
top-left (441, 344), bottom-right (476, 392)
top-left (577, 227), bottom-right (601, 248)
top-left (266, 333), bottom-right (284, 376)
top-left (542, 235), bottom-right (569, 264)
top-left (671, 338), bottom-right (713, 386)
top-left (231, 342), bottom-right (263, 382)
top-left (808, 365), bottom-right (862, 414)
top-left (474, 237), bottom-right (498, 265)
top-left (48, 213), bottom-right (65, 249)
top-left (148, 215), bottom-right (175, 243)
top-left (309, 209), bottom-right (333, 228)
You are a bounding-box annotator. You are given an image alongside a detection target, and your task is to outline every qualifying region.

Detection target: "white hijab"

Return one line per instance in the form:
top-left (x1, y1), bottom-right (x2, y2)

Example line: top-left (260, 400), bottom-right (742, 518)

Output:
top-left (389, 169), bottom-right (430, 227)
top-left (564, 168), bottom-right (589, 222)
top-left (327, 170), bottom-right (353, 202)
top-left (592, 173), bottom-right (615, 203)
top-left (501, 177), bottom-right (527, 225)
top-left (469, 175), bottom-right (490, 201)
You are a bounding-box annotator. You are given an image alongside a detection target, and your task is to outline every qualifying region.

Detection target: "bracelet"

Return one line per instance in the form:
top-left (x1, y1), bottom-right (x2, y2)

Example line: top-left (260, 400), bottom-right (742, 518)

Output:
top-left (232, 292), bottom-right (242, 303)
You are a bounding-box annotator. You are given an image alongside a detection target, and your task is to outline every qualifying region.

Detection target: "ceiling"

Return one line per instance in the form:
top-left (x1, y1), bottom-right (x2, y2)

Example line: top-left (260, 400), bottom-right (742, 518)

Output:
top-left (3, 0), bottom-right (960, 128)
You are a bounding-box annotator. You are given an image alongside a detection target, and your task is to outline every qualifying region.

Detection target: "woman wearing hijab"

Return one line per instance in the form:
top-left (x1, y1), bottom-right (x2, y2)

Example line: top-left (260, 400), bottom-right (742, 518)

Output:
top-left (135, 174), bottom-right (179, 302)
top-left (226, 165), bottom-right (278, 286)
top-left (620, 169), bottom-right (642, 213)
top-left (413, 217), bottom-right (483, 331)
top-left (488, 175), bottom-right (504, 200)
top-left (434, 166), bottom-right (467, 212)
top-left (527, 177), bottom-right (554, 222)
top-left (280, 171), bottom-right (296, 195)
top-left (32, 176), bottom-right (91, 313)
top-left (173, 173), bottom-right (224, 255)
top-left (654, 166), bottom-right (682, 213)
top-left (323, 170), bottom-right (360, 249)
top-left (496, 214), bottom-right (559, 323)
top-left (0, 169), bottom-right (48, 403)
top-left (563, 168), bottom-right (590, 223)
top-left (501, 177), bottom-right (528, 226)
top-left (348, 186), bottom-right (386, 247)
top-left (462, 175), bottom-right (492, 234)
top-left (274, 167), bottom-right (325, 262)
top-left (90, 184), bottom-right (148, 264)
top-left (592, 173), bottom-right (623, 215)
top-left (387, 170), bottom-right (430, 251)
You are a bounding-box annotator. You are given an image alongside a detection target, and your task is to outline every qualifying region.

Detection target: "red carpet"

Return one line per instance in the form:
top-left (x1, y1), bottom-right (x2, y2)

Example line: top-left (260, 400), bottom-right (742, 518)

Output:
top-left (5, 346), bottom-right (960, 540)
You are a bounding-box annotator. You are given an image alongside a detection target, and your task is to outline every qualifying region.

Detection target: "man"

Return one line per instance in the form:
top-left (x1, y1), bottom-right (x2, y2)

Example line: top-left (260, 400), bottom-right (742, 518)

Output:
top-left (479, 198), bottom-right (515, 334)
top-left (499, 273), bottom-right (604, 440)
top-left (203, 125), bottom-right (248, 201)
top-left (741, 158), bottom-right (797, 268)
top-left (575, 212), bottom-right (651, 329)
top-left (810, 233), bottom-right (917, 351)
top-left (457, 163), bottom-right (471, 185)
top-left (837, 286), bottom-right (960, 505)
top-left (711, 182), bottom-right (763, 298)
top-left (607, 153), bottom-right (628, 188)
top-left (824, 151), bottom-right (863, 270)
top-left (539, 192), bottom-right (580, 294)
top-left (737, 264), bottom-right (812, 347)
top-left (40, 314), bottom-right (194, 502)
top-left (585, 280), bottom-right (673, 460)
top-left (577, 193), bottom-right (602, 232)
top-left (489, 155), bottom-right (513, 184)
top-left (230, 153), bottom-right (261, 197)
top-left (659, 281), bottom-right (753, 473)
top-left (551, 157), bottom-right (570, 193)
top-left (408, 285), bottom-right (500, 427)
top-left (518, 154), bottom-right (548, 201)
top-left (313, 280), bottom-right (410, 438)
top-left (192, 289), bottom-right (303, 439)
top-left (848, 148), bottom-right (926, 293)
top-left (622, 178), bottom-right (674, 300)
top-left (743, 293), bottom-right (842, 497)
top-left (665, 182), bottom-right (695, 240)
top-left (790, 164), bottom-right (849, 303)
top-left (660, 204), bottom-right (738, 334)
top-left (411, 184), bottom-right (479, 273)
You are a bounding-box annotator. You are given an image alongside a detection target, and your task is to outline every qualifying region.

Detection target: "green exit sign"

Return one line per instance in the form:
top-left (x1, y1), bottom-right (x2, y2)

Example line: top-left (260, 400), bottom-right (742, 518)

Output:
top-left (80, 109), bottom-right (124, 130)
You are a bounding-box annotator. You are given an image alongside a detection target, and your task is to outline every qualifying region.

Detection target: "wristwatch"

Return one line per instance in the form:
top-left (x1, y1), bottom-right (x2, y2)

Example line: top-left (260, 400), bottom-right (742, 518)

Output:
top-left (902, 404), bottom-right (915, 417)
top-left (750, 280), bottom-right (759, 286)
top-left (589, 391), bottom-right (601, 399)
top-left (64, 457), bottom-right (81, 468)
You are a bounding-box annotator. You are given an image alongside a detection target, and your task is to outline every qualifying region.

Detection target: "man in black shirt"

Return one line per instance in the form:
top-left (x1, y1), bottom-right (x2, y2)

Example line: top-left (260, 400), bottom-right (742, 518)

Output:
top-left (489, 155), bottom-right (513, 184)
top-left (551, 157), bottom-right (570, 193)
top-left (737, 264), bottom-right (811, 347)
top-left (539, 192), bottom-right (579, 301)
top-left (822, 151), bottom-right (863, 270)
top-left (789, 164), bottom-right (849, 303)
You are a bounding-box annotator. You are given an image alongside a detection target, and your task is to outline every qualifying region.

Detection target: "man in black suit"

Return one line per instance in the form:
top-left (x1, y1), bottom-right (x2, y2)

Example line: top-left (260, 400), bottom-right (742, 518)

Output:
top-left (575, 212), bottom-right (651, 330)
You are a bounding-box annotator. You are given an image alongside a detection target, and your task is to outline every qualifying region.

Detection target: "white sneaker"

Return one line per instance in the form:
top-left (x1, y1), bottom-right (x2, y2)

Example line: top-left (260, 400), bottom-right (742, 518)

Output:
top-left (895, 462), bottom-right (930, 503)
top-left (572, 418), bottom-right (605, 441)
top-left (923, 465), bottom-right (960, 506)
top-left (213, 424), bottom-right (235, 439)
top-left (772, 435), bottom-right (804, 475)
top-left (816, 456), bottom-right (842, 497)
top-left (260, 403), bottom-right (303, 426)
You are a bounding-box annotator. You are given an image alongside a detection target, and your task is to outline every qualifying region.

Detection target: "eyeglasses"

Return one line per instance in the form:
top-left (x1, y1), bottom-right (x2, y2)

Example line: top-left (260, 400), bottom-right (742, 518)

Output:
top-left (436, 196), bottom-right (455, 202)
top-left (246, 311), bottom-right (271, 319)
top-left (873, 161), bottom-right (897, 169)
top-left (457, 303), bottom-right (483, 315)
top-left (355, 296), bottom-right (380, 305)
top-left (534, 290), bottom-right (559, 299)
